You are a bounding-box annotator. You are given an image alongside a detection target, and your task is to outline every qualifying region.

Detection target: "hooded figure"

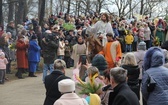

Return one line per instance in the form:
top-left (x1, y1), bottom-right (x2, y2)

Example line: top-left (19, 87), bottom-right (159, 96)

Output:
top-left (141, 47), bottom-right (168, 105)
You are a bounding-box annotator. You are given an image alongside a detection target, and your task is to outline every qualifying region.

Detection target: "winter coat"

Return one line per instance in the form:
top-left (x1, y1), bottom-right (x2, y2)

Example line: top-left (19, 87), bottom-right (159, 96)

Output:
top-left (125, 34), bottom-right (134, 44)
top-left (134, 50), bottom-right (146, 79)
top-left (144, 27), bottom-right (151, 41)
top-left (101, 84), bottom-right (113, 105)
top-left (44, 70), bottom-right (70, 105)
top-left (113, 28), bottom-right (120, 38)
top-left (41, 39), bottom-right (59, 64)
top-left (64, 44), bottom-right (71, 57)
top-left (0, 58), bottom-right (8, 69)
top-left (16, 40), bottom-right (29, 69)
top-left (57, 41), bottom-right (65, 56)
top-left (53, 93), bottom-right (88, 105)
top-left (0, 36), bottom-right (12, 61)
top-left (142, 47), bottom-right (168, 105)
top-left (28, 40), bottom-right (41, 62)
top-left (6, 26), bottom-right (16, 39)
top-left (121, 65), bottom-right (140, 99)
top-left (108, 83), bottom-right (140, 105)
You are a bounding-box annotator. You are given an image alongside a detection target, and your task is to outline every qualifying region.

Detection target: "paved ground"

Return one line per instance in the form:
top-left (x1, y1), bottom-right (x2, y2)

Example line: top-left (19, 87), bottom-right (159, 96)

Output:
top-left (0, 69), bottom-right (73, 105)
top-left (0, 68), bottom-right (142, 105)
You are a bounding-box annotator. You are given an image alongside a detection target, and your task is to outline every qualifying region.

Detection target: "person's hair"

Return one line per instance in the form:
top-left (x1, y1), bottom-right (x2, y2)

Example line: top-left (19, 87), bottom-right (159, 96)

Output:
top-left (122, 52), bottom-right (137, 66)
top-left (77, 35), bottom-right (83, 40)
top-left (101, 13), bottom-right (109, 22)
top-left (87, 66), bottom-right (99, 76)
top-left (54, 59), bottom-right (66, 70)
top-left (110, 67), bottom-right (127, 84)
top-left (106, 33), bottom-right (114, 38)
top-left (103, 69), bottom-right (110, 81)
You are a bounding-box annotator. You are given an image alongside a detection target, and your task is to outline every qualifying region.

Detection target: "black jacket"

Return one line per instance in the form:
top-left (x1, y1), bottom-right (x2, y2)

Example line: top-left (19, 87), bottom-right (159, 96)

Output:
top-left (108, 83), bottom-right (140, 105)
top-left (121, 65), bottom-right (140, 86)
top-left (44, 70), bottom-right (70, 105)
top-left (121, 65), bottom-right (140, 99)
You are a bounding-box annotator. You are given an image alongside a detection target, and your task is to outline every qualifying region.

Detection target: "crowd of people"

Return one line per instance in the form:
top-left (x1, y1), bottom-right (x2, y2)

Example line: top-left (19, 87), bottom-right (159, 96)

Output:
top-left (0, 12), bottom-right (168, 105)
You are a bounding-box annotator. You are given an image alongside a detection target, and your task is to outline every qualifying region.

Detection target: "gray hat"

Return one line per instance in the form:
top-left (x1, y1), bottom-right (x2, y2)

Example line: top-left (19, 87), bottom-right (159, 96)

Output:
top-left (138, 41), bottom-right (146, 50)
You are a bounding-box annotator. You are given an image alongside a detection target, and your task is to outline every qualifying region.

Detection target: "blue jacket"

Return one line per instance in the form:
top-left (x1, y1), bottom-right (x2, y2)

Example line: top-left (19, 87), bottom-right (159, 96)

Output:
top-left (113, 28), bottom-right (120, 38)
top-left (142, 47), bottom-right (168, 105)
top-left (28, 40), bottom-right (41, 62)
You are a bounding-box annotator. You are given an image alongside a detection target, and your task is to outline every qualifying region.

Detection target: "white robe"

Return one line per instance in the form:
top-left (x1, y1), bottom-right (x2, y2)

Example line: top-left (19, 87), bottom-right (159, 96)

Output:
top-left (86, 21), bottom-right (114, 46)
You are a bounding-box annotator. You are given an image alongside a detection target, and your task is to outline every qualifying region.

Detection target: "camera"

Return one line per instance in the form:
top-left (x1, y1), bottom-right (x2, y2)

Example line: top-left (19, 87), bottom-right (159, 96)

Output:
top-left (79, 54), bottom-right (87, 65)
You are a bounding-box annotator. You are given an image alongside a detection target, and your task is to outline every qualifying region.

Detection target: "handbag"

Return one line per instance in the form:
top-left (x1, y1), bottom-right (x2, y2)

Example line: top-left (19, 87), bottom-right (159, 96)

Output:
top-left (146, 72), bottom-right (156, 92)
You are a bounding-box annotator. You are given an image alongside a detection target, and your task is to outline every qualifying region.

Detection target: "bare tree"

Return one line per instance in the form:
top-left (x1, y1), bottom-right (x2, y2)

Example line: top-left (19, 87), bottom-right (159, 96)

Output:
top-left (93, 0), bottom-right (107, 13)
top-left (0, 0), bottom-right (3, 25)
top-left (39, 0), bottom-right (46, 26)
top-left (50, 0), bottom-right (53, 14)
top-left (107, 0), bottom-right (130, 17)
top-left (16, 0), bottom-right (26, 24)
top-left (8, 0), bottom-right (16, 22)
top-left (66, 0), bottom-right (71, 14)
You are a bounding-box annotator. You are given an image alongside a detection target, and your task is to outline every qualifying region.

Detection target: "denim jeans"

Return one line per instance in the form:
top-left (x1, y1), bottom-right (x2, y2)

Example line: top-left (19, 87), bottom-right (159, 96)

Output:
top-left (125, 44), bottom-right (132, 52)
top-left (43, 63), bottom-right (54, 82)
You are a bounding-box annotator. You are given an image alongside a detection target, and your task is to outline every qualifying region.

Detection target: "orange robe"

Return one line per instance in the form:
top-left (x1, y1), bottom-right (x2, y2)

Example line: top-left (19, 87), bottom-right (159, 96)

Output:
top-left (99, 41), bottom-right (122, 68)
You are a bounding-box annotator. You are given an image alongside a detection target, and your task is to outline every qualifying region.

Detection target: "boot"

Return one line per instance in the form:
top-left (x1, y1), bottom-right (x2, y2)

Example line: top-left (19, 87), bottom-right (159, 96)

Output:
top-left (17, 69), bottom-right (24, 79)
top-left (28, 72), bottom-right (32, 77)
top-left (29, 72), bottom-right (37, 77)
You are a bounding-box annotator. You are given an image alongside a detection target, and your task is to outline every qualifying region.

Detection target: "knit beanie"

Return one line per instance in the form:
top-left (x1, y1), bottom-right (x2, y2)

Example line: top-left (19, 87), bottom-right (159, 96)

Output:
top-left (92, 54), bottom-right (107, 75)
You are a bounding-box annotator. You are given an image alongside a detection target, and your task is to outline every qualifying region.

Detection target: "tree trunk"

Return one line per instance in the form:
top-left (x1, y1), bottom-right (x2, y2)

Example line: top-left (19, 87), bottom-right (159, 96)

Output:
top-left (0, 0), bottom-right (3, 25)
top-left (140, 0), bottom-right (144, 15)
top-left (16, 0), bottom-right (25, 24)
top-left (23, 0), bottom-right (28, 22)
top-left (67, 0), bottom-right (71, 14)
top-left (8, 0), bottom-right (15, 23)
top-left (38, 0), bottom-right (42, 20)
top-left (50, 0), bottom-right (52, 14)
top-left (39, 0), bottom-right (46, 26)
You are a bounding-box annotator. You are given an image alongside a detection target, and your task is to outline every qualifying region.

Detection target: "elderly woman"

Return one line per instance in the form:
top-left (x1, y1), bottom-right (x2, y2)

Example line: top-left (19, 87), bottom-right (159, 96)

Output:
top-left (53, 79), bottom-right (88, 105)
top-left (15, 35), bottom-right (29, 79)
top-left (121, 52), bottom-right (140, 99)
top-left (28, 35), bottom-right (41, 77)
top-left (141, 47), bottom-right (168, 105)
top-left (134, 41), bottom-right (146, 85)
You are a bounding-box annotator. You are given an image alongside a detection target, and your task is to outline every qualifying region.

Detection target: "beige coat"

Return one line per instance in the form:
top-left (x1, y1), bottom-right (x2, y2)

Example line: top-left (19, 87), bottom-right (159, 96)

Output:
top-left (71, 43), bottom-right (86, 67)
top-left (53, 93), bottom-right (88, 105)
top-left (57, 41), bottom-right (65, 56)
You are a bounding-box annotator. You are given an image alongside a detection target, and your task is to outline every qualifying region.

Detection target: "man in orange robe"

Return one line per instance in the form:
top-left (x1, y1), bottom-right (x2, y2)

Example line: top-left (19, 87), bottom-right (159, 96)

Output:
top-left (99, 33), bottom-right (122, 68)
